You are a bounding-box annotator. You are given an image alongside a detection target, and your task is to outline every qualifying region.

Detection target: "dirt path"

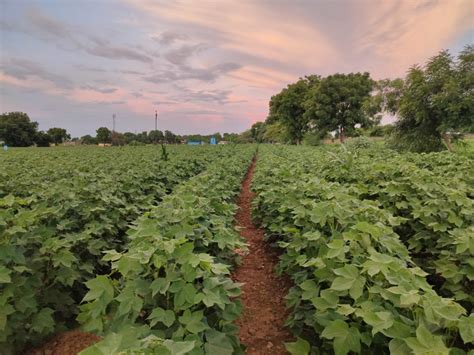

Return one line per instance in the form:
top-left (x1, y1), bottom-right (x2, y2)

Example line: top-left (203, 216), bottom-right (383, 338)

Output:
top-left (233, 157), bottom-right (293, 354)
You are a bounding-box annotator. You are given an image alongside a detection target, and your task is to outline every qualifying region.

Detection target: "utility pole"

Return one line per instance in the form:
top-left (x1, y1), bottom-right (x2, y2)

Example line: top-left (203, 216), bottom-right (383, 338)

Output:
top-left (155, 110), bottom-right (157, 131)
top-left (112, 113), bottom-right (116, 133)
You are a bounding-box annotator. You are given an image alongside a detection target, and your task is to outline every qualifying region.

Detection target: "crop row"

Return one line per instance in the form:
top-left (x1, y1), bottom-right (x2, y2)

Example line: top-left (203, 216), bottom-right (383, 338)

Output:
top-left (252, 144), bottom-right (473, 355)
top-left (77, 145), bottom-right (256, 354)
top-left (0, 145), bottom-right (238, 353)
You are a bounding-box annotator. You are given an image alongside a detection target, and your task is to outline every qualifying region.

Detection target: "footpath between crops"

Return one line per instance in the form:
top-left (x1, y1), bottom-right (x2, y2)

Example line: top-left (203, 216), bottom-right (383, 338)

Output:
top-left (232, 157), bottom-right (293, 354)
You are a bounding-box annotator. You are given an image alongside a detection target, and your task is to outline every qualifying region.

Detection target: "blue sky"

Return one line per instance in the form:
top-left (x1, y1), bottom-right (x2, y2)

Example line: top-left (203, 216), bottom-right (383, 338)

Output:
top-left (1, 0), bottom-right (473, 137)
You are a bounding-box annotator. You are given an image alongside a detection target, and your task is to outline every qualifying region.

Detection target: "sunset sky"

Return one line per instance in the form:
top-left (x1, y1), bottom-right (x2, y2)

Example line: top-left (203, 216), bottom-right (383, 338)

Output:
top-left (1, 0), bottom-right (473, 137)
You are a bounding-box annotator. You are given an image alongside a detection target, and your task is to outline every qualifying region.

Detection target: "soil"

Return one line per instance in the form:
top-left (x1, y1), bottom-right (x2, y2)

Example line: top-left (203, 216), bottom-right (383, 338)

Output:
top-left (232, 157), bottom-right (293, 354)
top-left (26, 330), bottom-right (101, 355)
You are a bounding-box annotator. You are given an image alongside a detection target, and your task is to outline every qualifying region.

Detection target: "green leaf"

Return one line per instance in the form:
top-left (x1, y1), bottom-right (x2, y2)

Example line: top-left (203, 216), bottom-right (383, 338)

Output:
top-left (31, 307), bottom-right (55, 334)
top-left (178, 310), bottom-right (209, 334)
top-left (162, 340), bottom-right (196, 354)
top-left (404, 325), bottom-right (449, 355)
top-left (458, 315), bottom-right (474, 343)
top-left (204, 329), bottom-right (234, 355)
top-left (331, 277), bottom-right (355, 291)
top-left (284, 337), bottom-right (310, 355)
top-left (148, 307), bottom-right (175, 328)
top-left (0, 266), bottom-right (12, 283)
top-left (83, 275), bottom-right (114, 303)
top-left (321, 320), bottom-right (361, 355)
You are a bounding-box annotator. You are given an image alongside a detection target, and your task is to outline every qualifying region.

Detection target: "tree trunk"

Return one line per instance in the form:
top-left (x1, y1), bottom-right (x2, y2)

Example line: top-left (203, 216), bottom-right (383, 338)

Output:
top-left (339, 126), bottom-right (345, 144)
top-left (443, 133), bottom-right (453, 152)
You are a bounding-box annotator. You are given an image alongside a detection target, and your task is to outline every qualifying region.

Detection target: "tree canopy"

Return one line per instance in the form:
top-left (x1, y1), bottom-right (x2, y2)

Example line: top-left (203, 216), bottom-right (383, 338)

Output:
top-left (0, 112), bottom-right (39, 147)
top-left (390, 46), bottom-right (474, 152)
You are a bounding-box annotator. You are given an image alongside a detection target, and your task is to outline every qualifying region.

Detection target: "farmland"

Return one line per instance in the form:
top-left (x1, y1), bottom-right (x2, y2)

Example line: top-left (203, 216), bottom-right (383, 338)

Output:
top-left (1, 143), bottom-right (473, 354)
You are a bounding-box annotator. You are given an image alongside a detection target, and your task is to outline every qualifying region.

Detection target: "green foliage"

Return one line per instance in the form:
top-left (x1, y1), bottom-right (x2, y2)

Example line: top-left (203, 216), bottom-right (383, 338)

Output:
top-left (76, 146), bottom-right (256, 353)
top-left (268, 76), bottom-right (317, 144)
top-left (252, 145), bottom-right (473, 354)
top-left (47, 127), bottom-right (70, 145)
top-left (391, 46), bottom-right (474, 152)
top-left (0, 112), bottom-right (38, 147)
top-left (304, 72), bottom-right (374, 143)
top-left (0, 145), bottom-right (248, 352)
top-left (96, 127), bottom-right (112, 144)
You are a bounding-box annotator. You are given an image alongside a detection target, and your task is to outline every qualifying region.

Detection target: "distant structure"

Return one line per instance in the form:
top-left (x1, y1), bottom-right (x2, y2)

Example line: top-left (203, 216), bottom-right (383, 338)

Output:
top-left (210, 137), bottom-right (217, 145)
top-left (187, 141), bottom-right (203, 145)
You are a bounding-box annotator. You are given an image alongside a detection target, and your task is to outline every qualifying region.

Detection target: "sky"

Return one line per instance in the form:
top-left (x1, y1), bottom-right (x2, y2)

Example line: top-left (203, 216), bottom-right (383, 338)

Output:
top-left (0, 0), bottom-right (473, 137)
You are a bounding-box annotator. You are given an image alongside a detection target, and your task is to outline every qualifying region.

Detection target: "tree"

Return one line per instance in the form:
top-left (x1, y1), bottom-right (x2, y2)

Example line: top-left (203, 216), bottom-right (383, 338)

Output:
top-left (268, 77), bottom-right (317, 144)
top-left (111, 132), bottom-right (126, 146)
top-left (96, 127), bottom-right (112, 144)
top-left (149, 130), bottom-right (164, 144)
top-left (305, 72), bottom-right (374, 143)
top-left (47, 127), bottom-right (70, 145)
top-left (81, 135), bottom-right (97, 145)
top-left (262, 122), bottom-right (289, 143)
top-left (250, 122), bottom-right (266, 143)
top-left (164, 130), bottom-right (177, 144)
top-left (0, 112), bottom-right (38, 147)
top-left (391, 47), bottom-right (474, 152)
top-left (35, 131), bottom-right (52, 147)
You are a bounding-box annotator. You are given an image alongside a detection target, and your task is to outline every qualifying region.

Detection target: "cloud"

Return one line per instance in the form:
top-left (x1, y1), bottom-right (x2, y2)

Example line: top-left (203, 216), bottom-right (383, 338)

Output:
top-left (74, 64), bottom-right (107, 73)
top-left (81, 85), bottom-right (117, 94)
top-left (85, 36), bottom-right (153, 63)
top-left (7, 6), bottom-right (154, 64)
top-left (164, 43), bottom-right (207, 65)
top-left (0, 58), bottom-right (72, 89)
top-left (152, 31), bottom-right (188, 45)
top-left (144, 62), bottom-right (241, 83)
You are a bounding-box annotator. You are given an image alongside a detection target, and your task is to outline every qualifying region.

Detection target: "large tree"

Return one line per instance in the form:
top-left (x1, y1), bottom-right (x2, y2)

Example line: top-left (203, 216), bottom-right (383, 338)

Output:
top-left (35, 131), bottom-right (52, 147)
top-left (391, 46), bottom-right (474, 152)
top-left (0, 112), bottom-right (38, 147)
top-left (268, 76), bottom-right (318, 144)
top-left (96, 127), bottom-right (112, 143)
top-left (149, 130), bottom-right (164, 144)
top-left (304, 72), bottom-right (374, 143)
top-left (47, 127), bottom-right (70, 145)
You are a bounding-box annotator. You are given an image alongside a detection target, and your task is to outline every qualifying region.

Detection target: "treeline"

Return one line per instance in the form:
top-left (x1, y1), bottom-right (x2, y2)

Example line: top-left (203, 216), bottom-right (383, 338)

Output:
top-left (0, 112), bottom-right (71, 147)
top-left (251, 45), bottom-right (473, 152)
top-left (0, 113), bottom-right (249, 147)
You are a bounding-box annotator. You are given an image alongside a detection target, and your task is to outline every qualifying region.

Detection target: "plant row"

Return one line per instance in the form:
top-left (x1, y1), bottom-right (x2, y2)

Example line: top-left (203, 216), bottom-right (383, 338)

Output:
top-left (76, 146), bottom-right (256, 354)
top-left (252, 144), bottom-right (473, 355)
top-left (0, 145), bottom-right (233, 353)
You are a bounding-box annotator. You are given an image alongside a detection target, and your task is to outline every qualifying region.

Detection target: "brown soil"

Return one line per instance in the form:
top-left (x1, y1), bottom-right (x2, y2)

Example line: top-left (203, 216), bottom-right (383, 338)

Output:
top-left (26, 330), bottom-right (101, 355)
top-left (232, 157), bottom-right (293, 354)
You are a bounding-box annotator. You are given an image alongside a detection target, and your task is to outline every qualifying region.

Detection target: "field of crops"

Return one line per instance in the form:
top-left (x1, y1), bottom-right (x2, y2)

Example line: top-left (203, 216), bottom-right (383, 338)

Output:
top-left (0, 145), bottom-right (256, 354)
top-left (1, 143), bottom-right (473, 354)
top-left (253, 143), bottom-right (473, 354)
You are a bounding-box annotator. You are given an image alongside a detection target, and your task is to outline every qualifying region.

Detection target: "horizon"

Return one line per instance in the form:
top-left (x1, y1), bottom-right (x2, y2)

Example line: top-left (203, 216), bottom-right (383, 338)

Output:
top-left (1, 0), bottom-right (473, 137)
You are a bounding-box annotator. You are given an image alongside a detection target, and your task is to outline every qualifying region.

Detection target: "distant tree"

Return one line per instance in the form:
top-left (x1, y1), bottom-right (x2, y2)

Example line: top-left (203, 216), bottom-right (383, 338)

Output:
top-left (222, 132), bottom-right (239, 143)
top-left (164, 130), bottom-right (177, 144)
top-left (47, 127), bottom-right (70, 145)
top-left (35, 131), bottom-right (52, 147)
top-left (122, 132), bottom-right (136, 144)
top-left (96, 127), bottom-right (112, 143)
top-left (0, 112), bottom-right (38, 147)
top-left (111, 132), bottom-right (126, 146)
top-left (304, 72), bottom-right (374, 143)
top-left (268, 76), bottom-right (317, 144)
top-left (391, 46), bottom-right (474, 152)
top-left (136, 131), bottom-right (150, 144)
top-left (262, 122), bottom-right (289, 143)
top-left (81, 135), bottom-right (97, 145)
top-left (149, 130), bottom-right (164, 144)
top-left (250, 122), bottom-right (266, 143)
